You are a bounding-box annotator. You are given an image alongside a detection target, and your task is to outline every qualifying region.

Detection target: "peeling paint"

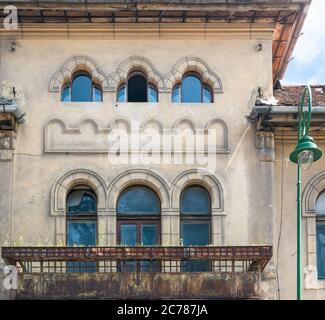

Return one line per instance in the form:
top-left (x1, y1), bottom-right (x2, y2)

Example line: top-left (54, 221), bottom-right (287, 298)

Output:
top-left (16, 272), bottom-right (261, 300)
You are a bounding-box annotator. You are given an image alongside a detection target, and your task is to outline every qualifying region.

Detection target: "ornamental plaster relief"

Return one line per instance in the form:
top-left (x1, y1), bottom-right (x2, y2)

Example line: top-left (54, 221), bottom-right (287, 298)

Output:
top-left (44, 116), bottom-right (229, 154)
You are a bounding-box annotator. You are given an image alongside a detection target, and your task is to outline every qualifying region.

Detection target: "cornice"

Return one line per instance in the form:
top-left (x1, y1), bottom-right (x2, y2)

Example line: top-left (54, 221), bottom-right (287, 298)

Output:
top-left (0, 22), bottom-right (275, 40)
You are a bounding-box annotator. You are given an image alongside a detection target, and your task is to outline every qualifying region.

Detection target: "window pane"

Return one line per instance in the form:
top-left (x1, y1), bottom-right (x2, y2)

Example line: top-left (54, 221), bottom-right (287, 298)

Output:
top-left (127, 74), bottom-right (147, 102)
top-left (67, 220), bottom-right (96, 246)
top-left (117, 86), bottom-right (126, 102)
top-left (149, 86), bottom-right (158, 102)
top-left (94, 86), bottom-right (102, 102)
top-left (67, 191), bottom-right (96, 215)
top-left (317, 223), bottom-right (325, 279)
top-left (119, 260), bottom-right (136, 272)
top-left (203, 86), bottom-right (213, 103)
top-left (67, 261), bottom-right (97, 273)
top-left (71, 74), bottom-right (92, 102)
top-left (316, 192), bottom-right (325, 216)
top-left (181, 186), bottom-right (210, 215)
top-left (117, 186), bottom-right (160, 215)
top-left (118, 260), bottom-right (159, 272)
top-left (181, 222), bottom-right (209, 246)
top-left (172, 85), bottom-right (180, 102)
top-left (181, 260), bottom-right (210, 272)
top-left (182, 74), bottom-right (202, 103)
top-left (61, 84), bottom-right (70, 102)
top-left (141, 224), bottom-right (157, 245)
top-left (120, 224), bottom-right (137, 246)
top-left (140, 260), bottom-right (159, 272)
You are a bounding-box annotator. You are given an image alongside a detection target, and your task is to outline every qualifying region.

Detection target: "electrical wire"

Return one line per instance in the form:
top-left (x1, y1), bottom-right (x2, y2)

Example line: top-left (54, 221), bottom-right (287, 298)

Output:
top-left (276, 130), bottom-right (284, 300)
top-left (9, 152), bottom-right (15, 244)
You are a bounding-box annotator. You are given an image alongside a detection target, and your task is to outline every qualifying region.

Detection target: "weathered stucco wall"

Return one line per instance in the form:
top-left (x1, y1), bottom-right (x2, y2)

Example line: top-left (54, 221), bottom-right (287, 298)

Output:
top-left (274, 141), bottom-right (325, 300)
top-left (14, 272), bottom-right (261, 300)
top-left (0, 36), bottom-right (279, 299)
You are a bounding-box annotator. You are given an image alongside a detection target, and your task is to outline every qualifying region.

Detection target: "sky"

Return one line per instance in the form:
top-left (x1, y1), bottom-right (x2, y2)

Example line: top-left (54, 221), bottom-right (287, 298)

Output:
top-left (283, 0), bottom-right (325, 85)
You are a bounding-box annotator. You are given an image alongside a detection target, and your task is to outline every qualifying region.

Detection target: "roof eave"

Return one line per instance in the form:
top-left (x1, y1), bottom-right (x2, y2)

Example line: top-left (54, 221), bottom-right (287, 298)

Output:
top-left (276, 2), bottom-right (311, 82)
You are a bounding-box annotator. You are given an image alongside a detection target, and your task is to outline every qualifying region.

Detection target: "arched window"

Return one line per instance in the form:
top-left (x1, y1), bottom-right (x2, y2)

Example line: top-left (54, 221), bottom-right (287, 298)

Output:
top-left (66, 186), bottom-right (97, 272)
top-left (316, 191), bottom-right (325, 279)
top-left (61, 72), bottom-right (102, 102)
top-left (61, 83), bottom-right (70, 102)
top-left (128, 73), bottom-right (147, 102)
top-left (172, 73), bottom-right (213, 103)
top-left (116, 71), bottom-right (158, 103)
top-left (117, 185), bottom-right (160, 271)
top-left (180, 185), bottom-right (211, 271)
top-left (117, 85), bottom-right (126, 103)
top-left (149, 85), bottom-right (158, 103)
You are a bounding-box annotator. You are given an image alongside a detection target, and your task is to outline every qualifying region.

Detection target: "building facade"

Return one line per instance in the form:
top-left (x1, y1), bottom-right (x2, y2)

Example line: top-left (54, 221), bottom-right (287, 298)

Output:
top-left (0, 0), bottom-right (324, 300)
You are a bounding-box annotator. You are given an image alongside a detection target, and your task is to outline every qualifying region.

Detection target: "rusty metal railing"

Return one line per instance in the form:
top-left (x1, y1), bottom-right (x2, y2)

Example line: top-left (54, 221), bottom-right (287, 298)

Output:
top-left (1, 245), bottom-right (272, 274)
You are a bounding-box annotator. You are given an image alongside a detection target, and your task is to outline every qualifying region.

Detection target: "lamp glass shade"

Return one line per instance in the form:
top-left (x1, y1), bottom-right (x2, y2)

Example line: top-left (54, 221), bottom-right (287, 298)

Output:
top-left (298, 150), bottom-right (314, 171)
top-left (289, 135), bottom-right (323, 164)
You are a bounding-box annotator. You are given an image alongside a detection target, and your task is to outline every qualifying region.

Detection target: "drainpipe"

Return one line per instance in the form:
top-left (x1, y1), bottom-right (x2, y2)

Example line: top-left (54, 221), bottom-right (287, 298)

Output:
top-left (247, 105), bottom-right (325, 123)
top-left (254, 105), bottom-right (325, 115)
top-left (0, 99), bottom-right (26, 124)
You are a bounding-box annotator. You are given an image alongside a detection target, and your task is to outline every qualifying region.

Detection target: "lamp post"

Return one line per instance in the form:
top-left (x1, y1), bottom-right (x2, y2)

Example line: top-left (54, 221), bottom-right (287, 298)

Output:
top-left (289, 86), bottom-right (323, 300)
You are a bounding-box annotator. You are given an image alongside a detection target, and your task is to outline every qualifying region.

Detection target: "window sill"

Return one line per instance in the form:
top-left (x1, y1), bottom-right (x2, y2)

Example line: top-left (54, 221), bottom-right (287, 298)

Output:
top-left (171, 103), bottom-right (215, 106)
top-left (305, 270), bottom-right (325, 290)
top-left (115, 102), bottom-right (159, 104)
top-left (60, 102), bottom-right (103, 104)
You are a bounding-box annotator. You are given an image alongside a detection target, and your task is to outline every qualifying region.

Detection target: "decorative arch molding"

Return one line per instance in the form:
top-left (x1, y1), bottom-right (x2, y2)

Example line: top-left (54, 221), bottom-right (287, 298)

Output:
top-left (303, 170), bottom-right (325, 215)
top-left (75, 117), bottom-right (108, 133)
top-left (107, 168), bottom-right (170, 210)
top-left (45, 116), bottom-right (71, 132)
top-left (44, 117), bottom-right (111, 153)
top-left (110, 56), bottom-right (166, 91)
top-left (171, 169), bottom-right (224, 212)
top-left (45, 116), bottom-right (108, 134)
top-left (165, 56), bottom-right (224, 93)
top-left (140, 118), bottom-right (164, 133)
top-left (49, 55), bottom-right (112, 92)
top-left (302, 171), bottom-right (325, 289)
top-left (108, 117), bottom-right (131, 133)
top-left (50, 168), bottom-right (108, 216)
top-left (172, 117), bottom-right (196, 132)
top-left (205, 118), bottom-right (228, 131)
top-left (205, 118), bottom-right (229, 152)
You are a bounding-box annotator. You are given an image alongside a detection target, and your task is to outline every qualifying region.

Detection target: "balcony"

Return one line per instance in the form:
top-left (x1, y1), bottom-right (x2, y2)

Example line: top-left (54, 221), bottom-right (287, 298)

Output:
top-left (1, 245), bottom-right (272, 299)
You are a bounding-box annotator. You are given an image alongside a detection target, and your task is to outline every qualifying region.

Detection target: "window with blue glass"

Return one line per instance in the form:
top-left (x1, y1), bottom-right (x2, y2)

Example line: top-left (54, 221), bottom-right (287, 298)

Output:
top-left (172, 73), bottom-right (213, 103)
top-left (117, 186), bottom-right (160, 272)
top-left (116, 71), bottom-right (158, 103)
top-left (316, 191), bottom-right (325, 279)
top-left (61, 72), bottom-right (102, 102)
top-left (61, 84), bottom-right (70, 102)
top-left (117, 185), bottom-right (160, 215)
top-left (172, 84), bottom-right (180, 103)
top-left (93, 85), bottom-right (103, 102)
top-left (66, 186), bottom-right (97, 272)
top-left (149, 85), bottom-right (158, 102)
top-left (117, 85), bottom-right (126, 102)
top-left (180, 185), bottom-right (211, 272)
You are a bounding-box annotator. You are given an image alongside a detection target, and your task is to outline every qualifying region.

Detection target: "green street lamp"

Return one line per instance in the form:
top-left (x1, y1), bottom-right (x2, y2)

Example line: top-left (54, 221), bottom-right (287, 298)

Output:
top-left (289, 86), bottom-right (323, 300)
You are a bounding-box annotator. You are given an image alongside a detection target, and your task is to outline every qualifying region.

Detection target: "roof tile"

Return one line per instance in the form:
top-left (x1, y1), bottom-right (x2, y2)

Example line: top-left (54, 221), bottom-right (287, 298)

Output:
top-left (274, 85), bottom-right (325, 106)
